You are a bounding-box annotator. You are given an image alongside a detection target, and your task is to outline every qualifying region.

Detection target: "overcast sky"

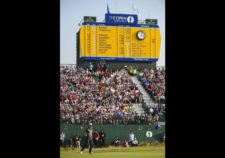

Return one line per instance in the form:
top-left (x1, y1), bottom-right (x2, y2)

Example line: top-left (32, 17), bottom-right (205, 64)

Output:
top-left (60, 0), bottom-right (165, 66)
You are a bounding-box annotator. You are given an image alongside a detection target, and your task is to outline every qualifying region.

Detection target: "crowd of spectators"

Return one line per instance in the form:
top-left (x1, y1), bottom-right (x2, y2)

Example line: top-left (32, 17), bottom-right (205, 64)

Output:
top-left (60, 65), bottom-right (148, 125)
top-left (138, 68), bottom-right (165, 104)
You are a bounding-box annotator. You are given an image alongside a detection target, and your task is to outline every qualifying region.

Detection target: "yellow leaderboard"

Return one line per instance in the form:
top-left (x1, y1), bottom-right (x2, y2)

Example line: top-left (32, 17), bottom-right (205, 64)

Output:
top-left (80, 25), bottom-right (161, 61)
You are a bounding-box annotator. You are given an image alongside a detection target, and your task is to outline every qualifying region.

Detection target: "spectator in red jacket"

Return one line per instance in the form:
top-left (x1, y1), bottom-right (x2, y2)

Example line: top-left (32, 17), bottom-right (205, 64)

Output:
top-left (93, 129), bottom-right (100, 147)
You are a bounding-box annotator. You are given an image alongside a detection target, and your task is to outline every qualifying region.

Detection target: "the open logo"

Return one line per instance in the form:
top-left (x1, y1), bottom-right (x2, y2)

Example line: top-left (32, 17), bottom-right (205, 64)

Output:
top-left (127, 16), bottom-right (134, 23)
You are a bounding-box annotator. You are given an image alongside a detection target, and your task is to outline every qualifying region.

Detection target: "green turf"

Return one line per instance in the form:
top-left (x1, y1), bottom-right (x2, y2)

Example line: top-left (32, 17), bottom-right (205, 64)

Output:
top-left (60, 145), bottom-right (165, 158)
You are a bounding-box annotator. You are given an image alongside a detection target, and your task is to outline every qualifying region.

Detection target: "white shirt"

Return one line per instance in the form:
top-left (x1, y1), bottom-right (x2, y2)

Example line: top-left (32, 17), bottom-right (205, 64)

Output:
top-left (133, 139), bottom-right (138, 144)
top-left (129, 133), bottom-right (135, 141)
top-left (150, 108), bottom-right (154, 113)
top-left (60, 133), bottom-right (65, 140)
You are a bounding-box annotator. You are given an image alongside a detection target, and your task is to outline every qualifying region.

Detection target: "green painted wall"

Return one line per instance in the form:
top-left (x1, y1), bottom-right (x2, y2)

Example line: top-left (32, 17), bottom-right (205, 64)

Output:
top-left (61, 123), bottom-right (164, 145)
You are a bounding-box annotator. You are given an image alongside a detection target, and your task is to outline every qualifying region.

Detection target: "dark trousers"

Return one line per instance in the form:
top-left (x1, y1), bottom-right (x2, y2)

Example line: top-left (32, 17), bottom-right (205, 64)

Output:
top-left (81, 139), bottom-right (93, 153)
top-left (93, 139), bottom-right (99, 147)
top-left (99, 138), bottom-right (105, 147)
top-left (60, 140), bottom-right (64, 147)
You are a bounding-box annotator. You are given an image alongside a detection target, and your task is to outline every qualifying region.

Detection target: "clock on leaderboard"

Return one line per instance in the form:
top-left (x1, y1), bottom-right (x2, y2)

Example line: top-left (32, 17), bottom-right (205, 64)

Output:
top-left (136, 30), bottom-right (146, 40)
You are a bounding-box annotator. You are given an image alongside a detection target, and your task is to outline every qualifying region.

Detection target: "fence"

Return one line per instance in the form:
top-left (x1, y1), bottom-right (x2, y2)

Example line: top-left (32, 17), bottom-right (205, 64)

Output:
top-left (60, 123), bottom-right (165, 145)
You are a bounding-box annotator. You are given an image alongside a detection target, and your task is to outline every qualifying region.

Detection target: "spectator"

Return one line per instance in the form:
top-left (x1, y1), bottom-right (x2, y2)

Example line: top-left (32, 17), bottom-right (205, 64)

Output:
top-left (155, 122), bottom-right (161, 130)
top-left (112, 136), bottom-right (120, 147)
top-left (74, 135), bottom-right (81, 149)
top-left (128, 131), bottom-right (135, 145)
top-left (89, 62), bottom-right (93, 72)
top-left (124, 139), bottom-right (129, 147)
top-left (60, 131), bottom-right (65, 147)
top-left (93, 129), bottom-right (100, 147)
top-left (70, 138), bottom-right (73, 147)
top-left (131, 137), bottom-right (138, 146)
top-left (99, 130), bottom-right (106, 147)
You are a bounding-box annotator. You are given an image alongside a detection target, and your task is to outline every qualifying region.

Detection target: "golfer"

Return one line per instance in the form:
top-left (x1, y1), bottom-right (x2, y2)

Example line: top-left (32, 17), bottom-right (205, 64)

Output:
top-left (80, 123), bottom-right (94, 154)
